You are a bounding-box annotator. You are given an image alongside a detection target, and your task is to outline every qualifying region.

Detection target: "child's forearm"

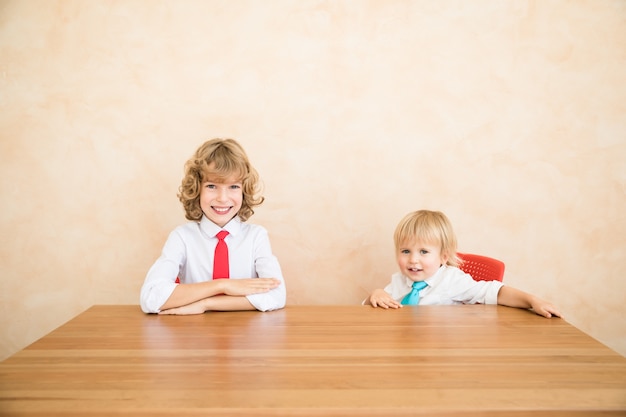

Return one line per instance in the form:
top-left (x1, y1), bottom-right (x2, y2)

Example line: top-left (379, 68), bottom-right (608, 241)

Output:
top-left (497, 285), bottom-right (561, 318)
top-left (159, 280), bottom-right (226, 311)
top-left (202, 295), bottom-right (257, 311)
top-left (496, 286), bottom-right (535, 310)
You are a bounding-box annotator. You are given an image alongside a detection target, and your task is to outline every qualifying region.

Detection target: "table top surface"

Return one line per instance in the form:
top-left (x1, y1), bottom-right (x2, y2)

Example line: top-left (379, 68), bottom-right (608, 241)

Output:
top-left (1, 304), bottom-right (625, 416)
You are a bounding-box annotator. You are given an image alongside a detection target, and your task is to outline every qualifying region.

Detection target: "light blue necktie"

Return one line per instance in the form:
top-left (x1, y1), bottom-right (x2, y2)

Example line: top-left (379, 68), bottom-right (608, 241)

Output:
top-left (401, 281), bottom-right (428, 305)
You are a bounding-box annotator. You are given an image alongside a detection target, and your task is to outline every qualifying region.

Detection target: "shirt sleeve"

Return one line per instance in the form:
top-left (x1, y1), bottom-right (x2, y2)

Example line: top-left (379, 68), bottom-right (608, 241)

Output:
top-left (244, 228), bottom-right (286, 312)
top-left (139, 230), bottom-right (185, 313)
top-left (448, 271), bottom-right (504, 305)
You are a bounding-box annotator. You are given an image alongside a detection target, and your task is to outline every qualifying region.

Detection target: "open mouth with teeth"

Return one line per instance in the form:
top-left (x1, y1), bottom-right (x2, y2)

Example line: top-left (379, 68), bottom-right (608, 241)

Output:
top-left (408, 267), bottom-right (423, 272)
top-left (212, 206), bottom-right (232, 215)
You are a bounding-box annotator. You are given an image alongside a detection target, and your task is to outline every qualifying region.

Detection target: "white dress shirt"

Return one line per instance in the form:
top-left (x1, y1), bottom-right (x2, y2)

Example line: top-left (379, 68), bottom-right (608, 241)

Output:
top-left (385, 265), bottom-right (504, 305)
top-left (140, 216), bottom-right (286, 313)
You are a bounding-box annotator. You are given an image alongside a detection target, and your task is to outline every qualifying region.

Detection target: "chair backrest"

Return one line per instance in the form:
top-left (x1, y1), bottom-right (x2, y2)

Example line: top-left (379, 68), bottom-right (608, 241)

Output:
top-left (457, 253), bottom-right (505, 282)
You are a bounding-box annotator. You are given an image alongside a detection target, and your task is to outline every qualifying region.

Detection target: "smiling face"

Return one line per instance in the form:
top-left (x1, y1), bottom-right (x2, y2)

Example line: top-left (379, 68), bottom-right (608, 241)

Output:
top-left (199, 174), bottom-right (243, 227)
top-left (396, 240), bottom-right (449, 282)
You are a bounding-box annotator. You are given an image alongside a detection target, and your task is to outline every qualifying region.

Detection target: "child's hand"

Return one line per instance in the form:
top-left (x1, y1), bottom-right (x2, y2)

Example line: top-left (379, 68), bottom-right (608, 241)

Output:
top-left (531, 298), bottom-right (562, 318)
top-left (369, 289), bottom-right (402, 309)
top-left (221, 278), bottom-right (281, 296)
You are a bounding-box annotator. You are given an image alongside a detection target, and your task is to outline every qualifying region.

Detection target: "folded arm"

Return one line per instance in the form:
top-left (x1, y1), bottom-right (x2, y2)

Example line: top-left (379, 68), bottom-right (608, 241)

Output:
top-left (159, 278), bottom-right (281, 315)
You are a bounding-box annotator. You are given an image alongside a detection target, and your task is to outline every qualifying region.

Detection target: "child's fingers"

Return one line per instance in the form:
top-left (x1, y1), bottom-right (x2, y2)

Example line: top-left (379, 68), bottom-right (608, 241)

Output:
top-left (249, 278), bottom-right (280, 292)
top-left (255, 278), bottom-right (281, 287)
top-left (545, 305), bottom-right (561, 318)
top-left (222, 279), bottom-right (276, 296)
top-left (372, 298), bottom-right (401, 309)
top-left (537, 305), bottom-right (561, 318)
top-left (534, 302), bottom-right (561, 319)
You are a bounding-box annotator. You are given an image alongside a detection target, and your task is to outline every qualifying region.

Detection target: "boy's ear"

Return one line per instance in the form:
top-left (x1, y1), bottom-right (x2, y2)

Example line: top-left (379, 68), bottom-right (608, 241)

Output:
top-left (441, 252), bottom-right (450, 266)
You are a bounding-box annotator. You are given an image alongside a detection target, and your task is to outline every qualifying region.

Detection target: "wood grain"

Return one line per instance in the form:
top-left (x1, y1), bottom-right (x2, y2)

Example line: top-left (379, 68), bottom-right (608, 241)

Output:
top-left (1, 305), bottom-right (625, 416)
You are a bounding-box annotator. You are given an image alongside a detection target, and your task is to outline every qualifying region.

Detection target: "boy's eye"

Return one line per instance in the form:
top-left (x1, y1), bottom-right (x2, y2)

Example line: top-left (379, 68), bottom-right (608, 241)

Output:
top-left (205, 184), bottom-right (216, 189)
top-left (229, 184), bottom-right (241, 189)
top-left (420, 249), bottom-right (429, 255)
top-left (401, 249), bottom-right (410, 254)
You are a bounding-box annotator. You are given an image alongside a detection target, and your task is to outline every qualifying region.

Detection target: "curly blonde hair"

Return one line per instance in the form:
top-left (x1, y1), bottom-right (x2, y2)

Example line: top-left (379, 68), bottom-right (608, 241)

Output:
top-left (393, 210), bottom-right (461, 267)
top-left (178, 138), bottom-right (264, 222)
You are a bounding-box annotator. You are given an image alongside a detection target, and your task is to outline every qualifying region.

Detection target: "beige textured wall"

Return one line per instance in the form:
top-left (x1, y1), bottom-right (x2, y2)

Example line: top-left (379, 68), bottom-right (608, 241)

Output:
top-left (1, 0), bottom-right (625, 360)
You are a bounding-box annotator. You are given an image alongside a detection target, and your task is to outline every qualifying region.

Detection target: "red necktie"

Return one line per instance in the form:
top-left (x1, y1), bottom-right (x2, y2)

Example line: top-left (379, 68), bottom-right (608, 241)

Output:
top-left (213, 230), bottom-right (229, 279)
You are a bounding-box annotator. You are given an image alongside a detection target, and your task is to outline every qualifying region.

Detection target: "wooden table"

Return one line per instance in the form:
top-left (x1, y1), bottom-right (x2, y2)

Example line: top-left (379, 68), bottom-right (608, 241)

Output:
top-left (1, 305), bottom-right (625, 416)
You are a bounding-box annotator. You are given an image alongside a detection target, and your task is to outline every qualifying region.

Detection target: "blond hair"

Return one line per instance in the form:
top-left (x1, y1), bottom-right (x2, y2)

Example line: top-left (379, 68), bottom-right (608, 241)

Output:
top-left (178, 138), bottom-right (264, 221)
top-left (394, 210), bottom-right (460, 267)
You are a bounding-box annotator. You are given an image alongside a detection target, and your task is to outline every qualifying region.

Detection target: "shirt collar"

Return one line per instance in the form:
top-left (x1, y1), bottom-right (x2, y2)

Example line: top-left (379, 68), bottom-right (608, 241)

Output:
top-left (200, 215), bottom-right (242, 238)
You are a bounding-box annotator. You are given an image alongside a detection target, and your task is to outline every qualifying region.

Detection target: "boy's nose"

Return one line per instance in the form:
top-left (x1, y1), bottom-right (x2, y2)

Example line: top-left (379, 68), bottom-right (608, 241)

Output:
top-left (216, 187), bottom-right (228, 201)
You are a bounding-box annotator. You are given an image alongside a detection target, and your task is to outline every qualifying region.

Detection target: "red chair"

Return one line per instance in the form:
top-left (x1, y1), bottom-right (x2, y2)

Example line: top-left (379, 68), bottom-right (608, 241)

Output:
top-left (457, 253), bottom-right (505, 282)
